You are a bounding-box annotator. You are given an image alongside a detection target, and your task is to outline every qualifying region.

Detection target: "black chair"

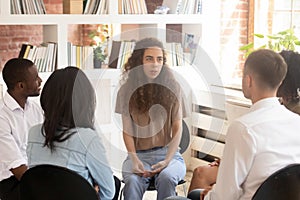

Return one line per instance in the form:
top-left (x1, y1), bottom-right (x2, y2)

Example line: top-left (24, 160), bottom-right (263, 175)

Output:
top-left (20, 164), bottom-right (99, 200)
top-left (120, 120), bottom-right (190, 199)
top-left (252, 164), bottom-right (300, 200)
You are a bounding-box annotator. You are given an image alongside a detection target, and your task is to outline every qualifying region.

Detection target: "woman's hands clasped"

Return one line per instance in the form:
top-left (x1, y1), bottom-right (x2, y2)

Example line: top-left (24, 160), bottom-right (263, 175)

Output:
top-left (132, 157), bottom-right (169, 178)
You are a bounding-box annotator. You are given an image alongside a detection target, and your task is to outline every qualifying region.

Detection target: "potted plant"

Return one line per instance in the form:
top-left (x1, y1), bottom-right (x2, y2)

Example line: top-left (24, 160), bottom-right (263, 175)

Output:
top-left (93, 45), bottom-right (106, 68)
top-left (240, 28), bottom-right (300, 57)
top-left (88, 25), bottom-right (110, 68)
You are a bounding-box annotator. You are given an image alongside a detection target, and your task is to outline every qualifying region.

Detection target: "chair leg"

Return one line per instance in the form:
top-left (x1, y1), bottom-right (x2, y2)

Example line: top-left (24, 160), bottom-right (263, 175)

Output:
top-left (119, 187), bottom-right (124, 200)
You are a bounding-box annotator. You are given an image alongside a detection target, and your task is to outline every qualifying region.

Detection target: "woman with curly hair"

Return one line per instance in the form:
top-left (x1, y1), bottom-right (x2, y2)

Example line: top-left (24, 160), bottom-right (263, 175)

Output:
top-left (278, 50), bottom-right (300, 115)
top-left (115, 37), bottom-right (187, 200)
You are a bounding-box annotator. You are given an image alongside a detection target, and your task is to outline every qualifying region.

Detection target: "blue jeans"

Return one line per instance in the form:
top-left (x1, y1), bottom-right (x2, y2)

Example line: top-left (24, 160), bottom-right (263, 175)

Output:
top-left (122, 146), bottom-right (186, 200)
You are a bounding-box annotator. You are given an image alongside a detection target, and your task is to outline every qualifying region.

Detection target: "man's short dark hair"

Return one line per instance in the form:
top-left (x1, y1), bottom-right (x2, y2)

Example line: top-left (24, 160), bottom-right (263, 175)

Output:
top-left (244, 49), bottom-right (287, 90)
top-left (2, 58), bottom-right (34, 90)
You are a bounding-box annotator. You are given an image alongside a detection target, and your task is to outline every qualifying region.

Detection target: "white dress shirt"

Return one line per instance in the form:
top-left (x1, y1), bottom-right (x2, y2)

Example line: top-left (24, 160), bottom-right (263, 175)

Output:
top-left (205, 97), bottom-right (300, 200)
top-left (0, 92), bottom-right (43, 181)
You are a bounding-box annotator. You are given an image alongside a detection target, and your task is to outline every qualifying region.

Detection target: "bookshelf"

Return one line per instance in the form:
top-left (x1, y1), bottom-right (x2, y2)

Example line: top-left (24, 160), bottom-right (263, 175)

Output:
top-left (0, 0), bottom-right (220, 70)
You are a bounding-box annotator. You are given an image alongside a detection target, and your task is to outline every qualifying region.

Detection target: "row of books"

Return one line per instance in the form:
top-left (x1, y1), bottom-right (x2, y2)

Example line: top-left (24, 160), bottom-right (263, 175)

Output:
top-left (67, 40), bottom-right (135, 69)
top-left (109, 40), bottom-right (190, 68)
top-left (83, 0), bottom-right (108, 14)
top-left (19, 43), bottom-right (57, 72)
top-left (119, 0), bottom-right (148, 14)
top-left (108, 40), bottom-right (135, 69)
top-left (163, 0), bottom-right (202, 14)
top-left (11, 0), bottom-right (46, 14)
top-left (67, 43), bottom-right (95, 70)
top-left (165, 42), bottom-right (192, 67)
top-left (19, 39), bottom-right (192, 72)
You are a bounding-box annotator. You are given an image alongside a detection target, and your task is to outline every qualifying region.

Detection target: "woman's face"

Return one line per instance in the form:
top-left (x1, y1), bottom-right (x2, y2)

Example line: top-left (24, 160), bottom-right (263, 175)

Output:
top-left (142, 46), bottom-right (163, 82)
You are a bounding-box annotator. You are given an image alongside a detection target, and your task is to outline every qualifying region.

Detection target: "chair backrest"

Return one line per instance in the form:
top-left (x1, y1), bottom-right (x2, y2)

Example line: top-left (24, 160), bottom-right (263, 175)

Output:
top-left (20, 164), bottom-right (99, 200)
top-left (179, 120), bottom-right (190, 154)
top-left (252, 164), bottom-right (300, 200)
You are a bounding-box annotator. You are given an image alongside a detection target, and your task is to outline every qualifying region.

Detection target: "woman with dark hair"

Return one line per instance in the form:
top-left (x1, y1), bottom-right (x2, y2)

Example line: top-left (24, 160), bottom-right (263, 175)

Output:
top-left (115, 37), bottom-right (187, 200)
top-left (278, 50), bottom-right (300, 114)
top-left (27, 67), bottom-right (115, 200)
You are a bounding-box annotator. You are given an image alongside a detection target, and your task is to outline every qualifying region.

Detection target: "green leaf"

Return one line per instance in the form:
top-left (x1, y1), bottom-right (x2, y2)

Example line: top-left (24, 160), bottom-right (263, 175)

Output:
top-left (239, 42), bottom-right (254, 50)
top-left (254, 33), bottom-right (264, 38)
top-left (267, 35), bottom-right (281, 40)
top-left (278, 31), bottom-right (288, 35)
top-left (294, 40), bottom-right (300, 45)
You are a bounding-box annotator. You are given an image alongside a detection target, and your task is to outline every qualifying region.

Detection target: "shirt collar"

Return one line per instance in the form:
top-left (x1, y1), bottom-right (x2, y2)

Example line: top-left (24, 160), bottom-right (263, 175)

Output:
top-left (3, 92), bottom-right (29, 111)
top-left (249, 97), bottom-right (280, 112)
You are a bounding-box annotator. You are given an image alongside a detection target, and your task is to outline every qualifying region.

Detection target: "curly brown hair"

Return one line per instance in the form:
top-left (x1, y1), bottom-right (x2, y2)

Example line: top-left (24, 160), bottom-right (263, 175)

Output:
top-left (121, 37), bottom-right (180, 113)
top-left (278, 50), bottom-right (300, 103)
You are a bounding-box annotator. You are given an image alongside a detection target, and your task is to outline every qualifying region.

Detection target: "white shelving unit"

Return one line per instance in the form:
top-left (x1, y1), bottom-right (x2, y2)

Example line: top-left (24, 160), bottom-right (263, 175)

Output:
top-left (0, 0), bottom-right (220, 69)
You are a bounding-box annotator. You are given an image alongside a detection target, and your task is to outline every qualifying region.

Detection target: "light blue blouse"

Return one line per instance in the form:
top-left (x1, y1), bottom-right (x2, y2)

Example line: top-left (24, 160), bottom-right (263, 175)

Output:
top-left (27, 124), bottom-right (115, 200)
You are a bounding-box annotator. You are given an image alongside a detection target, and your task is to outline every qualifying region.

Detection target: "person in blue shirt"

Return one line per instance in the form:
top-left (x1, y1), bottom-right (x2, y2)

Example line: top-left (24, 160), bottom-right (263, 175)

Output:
top-left (26, 66), bottom-right (115, 200)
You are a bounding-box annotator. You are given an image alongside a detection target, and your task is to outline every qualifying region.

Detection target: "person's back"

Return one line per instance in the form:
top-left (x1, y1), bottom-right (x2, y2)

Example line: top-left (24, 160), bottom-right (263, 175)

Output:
top-left (204, 49), bottom-right (300, 200)
top-left (26, 67), bottom-right (115, 200)
top-left (27, 124), bottom-right (112, 189)
top-left (227, 97), bottom-right (300, 199)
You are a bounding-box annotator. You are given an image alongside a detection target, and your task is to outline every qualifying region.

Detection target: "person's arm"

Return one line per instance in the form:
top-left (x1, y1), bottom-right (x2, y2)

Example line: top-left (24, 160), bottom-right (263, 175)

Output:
top-left (204, 121), bottom-right (256, 200)
top-left (151, 119), bottom-right (182, 174)
top-left (0, 116), bottom-right (27, 180)
top-left (122, 115), bottom-right (145, 175)
top-left (86, 133), bottom-right (115, 200)
top-left (10, 165), bottom-right (27, 180)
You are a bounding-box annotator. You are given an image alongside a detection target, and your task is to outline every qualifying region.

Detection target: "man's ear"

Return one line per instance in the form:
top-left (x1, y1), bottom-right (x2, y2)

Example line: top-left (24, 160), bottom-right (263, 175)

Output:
top-left (246, 74), bottom-right (253, 88)
top-left (17, 82), bottom-right (24, 89)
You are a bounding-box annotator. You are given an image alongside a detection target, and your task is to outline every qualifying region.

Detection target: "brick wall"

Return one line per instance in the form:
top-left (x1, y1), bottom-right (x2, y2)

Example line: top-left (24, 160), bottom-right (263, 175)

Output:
top-left (220, 0), bottom-right (249, 80)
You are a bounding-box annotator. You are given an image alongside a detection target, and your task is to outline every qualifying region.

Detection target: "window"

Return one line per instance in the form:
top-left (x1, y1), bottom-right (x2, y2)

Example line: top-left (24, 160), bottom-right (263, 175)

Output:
top-left (254, 0), bottom-right (300, 51)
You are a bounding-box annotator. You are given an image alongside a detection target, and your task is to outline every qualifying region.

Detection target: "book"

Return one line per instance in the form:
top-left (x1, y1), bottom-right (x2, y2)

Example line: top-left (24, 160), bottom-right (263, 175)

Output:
top-left (108, 40), bottom-right (122, 68)
top-left (63, 0), bottom-right (83, 14)
top-left (162, 0), bottom-right (182, 14)
top-left (18, 44), bottom-right (32, 58)
top-left (196, 0), bottom-right (202, 14)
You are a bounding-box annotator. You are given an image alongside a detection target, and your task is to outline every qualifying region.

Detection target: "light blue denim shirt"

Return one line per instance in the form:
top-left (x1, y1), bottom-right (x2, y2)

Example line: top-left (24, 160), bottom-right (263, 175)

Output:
top-left (27, 124), bottom-right (115, 200)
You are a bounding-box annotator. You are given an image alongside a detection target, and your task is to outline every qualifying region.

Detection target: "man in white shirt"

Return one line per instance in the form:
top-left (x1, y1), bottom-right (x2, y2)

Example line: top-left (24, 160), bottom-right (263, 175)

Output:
top-left (0, 58), bottom-right (43, 200)
top-left (202, 49), bottom-right (300, 200)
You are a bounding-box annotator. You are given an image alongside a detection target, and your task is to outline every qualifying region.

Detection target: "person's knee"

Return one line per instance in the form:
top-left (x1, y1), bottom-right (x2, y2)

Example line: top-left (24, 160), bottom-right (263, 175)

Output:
top-left (193, 166), bottom-right (206, 177)
top-left (124, 174), bottom-right (142, 186)
top-left (156, 172), bottom-right (178, 190)
top-left (123, 174), bottom-right (147, 197)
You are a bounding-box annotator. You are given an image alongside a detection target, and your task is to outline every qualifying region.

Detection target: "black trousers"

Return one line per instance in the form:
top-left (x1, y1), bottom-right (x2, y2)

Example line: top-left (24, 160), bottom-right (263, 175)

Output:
top-left (0, 176), bottom-right (20, 200)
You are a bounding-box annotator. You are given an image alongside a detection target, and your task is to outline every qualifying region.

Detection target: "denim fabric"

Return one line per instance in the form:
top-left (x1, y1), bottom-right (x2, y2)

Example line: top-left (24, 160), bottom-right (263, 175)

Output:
top-left (122, 146), bottom-right (186, 200)
top-left (27, 124), bottom-right (115, 200)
